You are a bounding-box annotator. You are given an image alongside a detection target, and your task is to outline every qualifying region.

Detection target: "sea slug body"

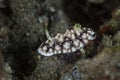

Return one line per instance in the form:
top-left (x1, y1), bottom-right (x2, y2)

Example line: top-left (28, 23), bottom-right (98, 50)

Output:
top-left (38, 24), bottom-right (96, 56)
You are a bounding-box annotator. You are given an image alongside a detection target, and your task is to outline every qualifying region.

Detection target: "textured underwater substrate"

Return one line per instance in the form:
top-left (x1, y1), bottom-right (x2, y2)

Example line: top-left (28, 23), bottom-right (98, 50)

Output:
top-left (0, 0), bottom-right (120, 80)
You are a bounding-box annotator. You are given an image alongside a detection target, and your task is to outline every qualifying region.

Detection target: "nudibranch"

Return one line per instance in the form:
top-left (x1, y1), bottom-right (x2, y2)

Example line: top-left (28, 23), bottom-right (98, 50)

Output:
top-left (38, 24), bottom-right (96, 56)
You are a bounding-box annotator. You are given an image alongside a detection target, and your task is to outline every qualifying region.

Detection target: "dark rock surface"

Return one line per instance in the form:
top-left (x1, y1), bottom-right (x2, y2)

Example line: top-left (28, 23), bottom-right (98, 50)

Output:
top-left (0, 0), bottom-right (120, 80)
top-left (0, 50), bottom-right (12, 80)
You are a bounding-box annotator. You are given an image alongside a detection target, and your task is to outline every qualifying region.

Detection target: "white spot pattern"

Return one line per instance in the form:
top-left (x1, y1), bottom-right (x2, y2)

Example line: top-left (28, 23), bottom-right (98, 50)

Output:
top-left (38, 24), bottom-right (96, 56)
